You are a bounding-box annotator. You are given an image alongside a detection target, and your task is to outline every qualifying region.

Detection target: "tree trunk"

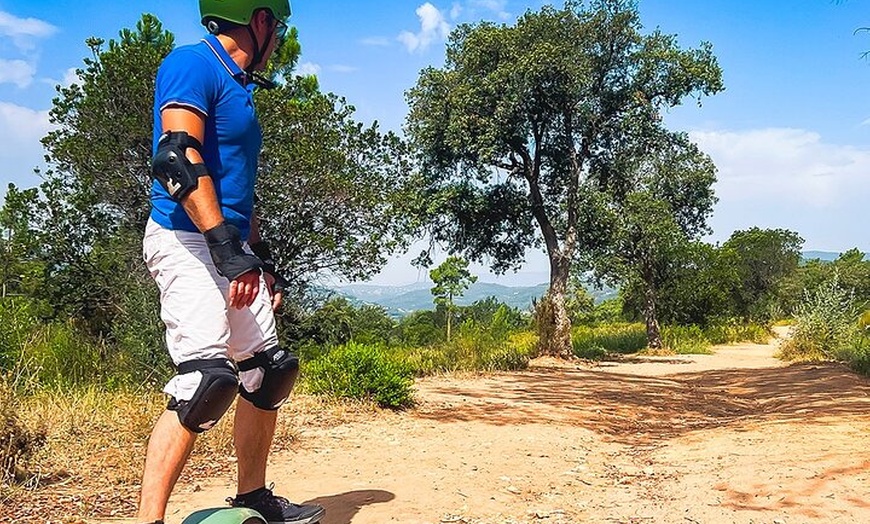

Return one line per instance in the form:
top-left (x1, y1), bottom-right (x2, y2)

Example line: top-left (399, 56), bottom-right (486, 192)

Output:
top-left (538, 255), bottom-right (573, 358)
top-left (446, 292), bottom-right (453, 342)
top-left (643, 285), bottom-right (663, 349)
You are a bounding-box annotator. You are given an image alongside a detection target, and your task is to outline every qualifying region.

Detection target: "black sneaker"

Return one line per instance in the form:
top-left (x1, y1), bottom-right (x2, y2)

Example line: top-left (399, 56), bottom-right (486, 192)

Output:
top-left (228, 485), bottom-right (325, 524)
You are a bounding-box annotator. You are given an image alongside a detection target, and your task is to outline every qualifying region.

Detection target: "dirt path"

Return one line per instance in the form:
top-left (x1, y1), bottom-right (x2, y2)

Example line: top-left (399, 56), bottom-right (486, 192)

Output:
top-left (121, 328), bottom-right (870, 523)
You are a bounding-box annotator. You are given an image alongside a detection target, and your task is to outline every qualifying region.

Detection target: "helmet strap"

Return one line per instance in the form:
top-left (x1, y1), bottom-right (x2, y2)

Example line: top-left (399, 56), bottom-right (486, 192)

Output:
top-left (244, 22), bottom-right (275, 76)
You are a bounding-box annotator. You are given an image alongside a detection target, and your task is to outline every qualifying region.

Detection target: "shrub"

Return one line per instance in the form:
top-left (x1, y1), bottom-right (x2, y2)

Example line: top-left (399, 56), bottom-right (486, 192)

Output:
top-left (572, 323), bottom-right (647, 357)
top-left (303, 342), bottom-right (414, 409)
top-left (574, 344), bottom-right (608, 361)
top-left (661, 325), bottom-right (712, 354)
top-left (397, 324), bottom-right (535, 375)
top-left (703, 321), bottom-right (770, 345)
top-left (0, 377), bottom-right (46, 488)
top-left (779, 277), bottom-right (857, 361)
top-left (12, 320), bottom-right (113, 393)
top-left (395, 310), bottom-right (443, 347)
top-left (0, 297), bottom-right (42, 371)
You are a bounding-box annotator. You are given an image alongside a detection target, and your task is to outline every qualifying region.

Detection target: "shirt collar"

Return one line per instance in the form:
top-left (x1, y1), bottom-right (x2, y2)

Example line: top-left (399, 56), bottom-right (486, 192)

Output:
top-left (202, 34), bottom-right (248, 84)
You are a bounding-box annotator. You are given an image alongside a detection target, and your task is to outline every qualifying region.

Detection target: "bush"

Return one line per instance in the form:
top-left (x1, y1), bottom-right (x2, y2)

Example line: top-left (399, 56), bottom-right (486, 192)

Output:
top-left (779, 277), bottom-right (858, 361)
top-left (0, 377), bottom-right (46, 488)
top-left (661, 325), bottom-right (712, 355)
top-left (398, 321), bottom-right (534, 374)
top-left (12, 320), bottom-right (115, 393)
top-left (0, 297), bottom-right (43, 371)
top-left (395, 310), bottom-right (443, 347)
top-left (572, 323), bottom-right (647, 357)
top-left (703, 321), bottom-right (770, 345)
top-left (303, 342), bottom-right (414, 409)
top-left (574, 344), bottom-right (608, 361)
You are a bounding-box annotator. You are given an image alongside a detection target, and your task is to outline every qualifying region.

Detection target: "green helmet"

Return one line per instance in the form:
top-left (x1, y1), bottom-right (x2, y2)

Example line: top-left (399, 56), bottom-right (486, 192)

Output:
top-left (200, 0), bottom-right (291, 28)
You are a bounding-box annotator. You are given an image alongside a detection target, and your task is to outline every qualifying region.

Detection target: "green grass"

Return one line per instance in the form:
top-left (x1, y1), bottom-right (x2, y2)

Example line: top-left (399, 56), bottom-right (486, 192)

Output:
top-left (303, 342), bottom-right (415, 409)
top-left (571, 323), bottom-right (647, 359)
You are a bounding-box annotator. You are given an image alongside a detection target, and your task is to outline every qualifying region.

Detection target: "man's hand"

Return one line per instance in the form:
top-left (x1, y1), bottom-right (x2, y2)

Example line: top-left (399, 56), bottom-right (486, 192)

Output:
top-left (229, 269), bottom-right (261, 309)
top-left (250, 239), bottom-right (288, 311)
top-left (203, 222), bottom-right (263, 309)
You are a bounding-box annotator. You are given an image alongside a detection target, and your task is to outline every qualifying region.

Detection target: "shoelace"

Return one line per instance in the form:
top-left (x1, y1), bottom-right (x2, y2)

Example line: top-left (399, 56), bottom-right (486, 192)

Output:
top-left (226, 483), bottom-right (290, 508)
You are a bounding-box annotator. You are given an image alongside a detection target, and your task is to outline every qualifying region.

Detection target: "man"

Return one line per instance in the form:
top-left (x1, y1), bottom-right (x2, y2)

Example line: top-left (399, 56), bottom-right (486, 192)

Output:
top-left (138, 1), bottom-right (324, 523)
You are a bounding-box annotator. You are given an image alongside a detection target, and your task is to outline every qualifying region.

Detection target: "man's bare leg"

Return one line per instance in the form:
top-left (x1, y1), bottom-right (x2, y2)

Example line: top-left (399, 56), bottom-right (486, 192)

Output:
top-left (234, 397), bottom-right (277, 494)
top-left (137, 410), bottom-right (197, 521)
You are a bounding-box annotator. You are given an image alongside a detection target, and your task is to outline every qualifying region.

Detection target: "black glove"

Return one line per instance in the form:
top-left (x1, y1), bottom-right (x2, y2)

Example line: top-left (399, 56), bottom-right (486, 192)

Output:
top-left (250, 240), bottom-right (289, 293)
top-left (203, 222), bottom-right (263, 281)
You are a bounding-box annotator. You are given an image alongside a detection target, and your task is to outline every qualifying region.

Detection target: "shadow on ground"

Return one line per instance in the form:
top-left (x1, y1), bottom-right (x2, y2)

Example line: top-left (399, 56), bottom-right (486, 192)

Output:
top-left (305, 489), bottom-right (394, 524)
top-left (414, 361), bottom-right (870, 444)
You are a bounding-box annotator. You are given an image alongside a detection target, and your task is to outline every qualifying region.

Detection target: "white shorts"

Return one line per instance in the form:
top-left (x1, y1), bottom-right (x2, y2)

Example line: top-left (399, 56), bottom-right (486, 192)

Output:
top-left (143, 218), bottom-right (279, 402)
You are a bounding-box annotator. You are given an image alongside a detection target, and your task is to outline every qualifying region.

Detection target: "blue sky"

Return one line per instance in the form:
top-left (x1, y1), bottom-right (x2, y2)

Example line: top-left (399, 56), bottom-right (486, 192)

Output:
top-left (2, 1), bottom-right (870, 286)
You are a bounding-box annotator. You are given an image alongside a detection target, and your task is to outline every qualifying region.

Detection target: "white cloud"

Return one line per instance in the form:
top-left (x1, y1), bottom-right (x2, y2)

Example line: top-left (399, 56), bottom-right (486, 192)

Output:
top-left (450, 2), bottom-right (463, 19)
top-left (0, 11), bottom-right (57, 51)
top-left (690, 127), bottom-right (870, 249)
top-left (61, 67), bottom-right (79, 87)
top-left (329, 65), bottom-right (358, 74)
top-left (469, 0), bottom-right (510, 20)
top-left (360, 36), bottom-right (390, 47)
top-left (398, 3), bottom-right (450, 53)
top-left (0, 58), bottom-right (35, 88)
top-left (690, 128), bottom-right (870, 209)
top-left (0, 102), bottom-right (52, 191)
top-left (296, 62), bottom-right (322, 77)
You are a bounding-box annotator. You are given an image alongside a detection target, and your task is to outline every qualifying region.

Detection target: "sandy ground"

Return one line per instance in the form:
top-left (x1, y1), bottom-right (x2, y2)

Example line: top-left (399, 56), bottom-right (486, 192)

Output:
top-left (112, 327), bottom-right (870, 523)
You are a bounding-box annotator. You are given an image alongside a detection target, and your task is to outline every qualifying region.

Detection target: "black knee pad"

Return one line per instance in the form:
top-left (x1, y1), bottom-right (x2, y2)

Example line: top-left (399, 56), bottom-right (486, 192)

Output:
top-left (237, 347), bottom-right (299, 410)
top-left (168, 359), bottom-right (239, 433)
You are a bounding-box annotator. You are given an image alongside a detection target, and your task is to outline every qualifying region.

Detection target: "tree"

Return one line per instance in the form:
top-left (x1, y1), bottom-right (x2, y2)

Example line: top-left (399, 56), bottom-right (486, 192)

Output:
top-left (723, 227), bottom-right (803, 320)
top-left (649, 240), bottom-right (740, 326)
top-left (255, 79), bottom-right (417, 292)
top-left (42, 15), bottom-right (174, 231)
top-left (430, 256), bottom-right (477, 341)
top-left (591, 132), bottom-right (718, 347)
top-left (0, 185), bottom-right (42, 299)
top-left (405, 0), bottom-right (723, 357)
top-left (29, 15), bottom-right (174, 337)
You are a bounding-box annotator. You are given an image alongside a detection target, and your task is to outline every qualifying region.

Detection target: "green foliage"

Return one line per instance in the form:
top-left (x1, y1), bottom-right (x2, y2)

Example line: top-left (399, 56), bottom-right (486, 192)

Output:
top-left (0, 297), bottom-right (129, 392)
top-left (430, 256), bottom-right (477, 341)
top-left (43, 15), bottom-right (174, 230)
top-left (647, 240), bottom-right (739, 326)
top-left (291, 297), bottom-right (397, 350)
top-left (0, 298), bottom-right (43, 370)
top-left (110, 272), bottom-right (171, 386)
top-left (255, 77), bottom-right (416, 291)
top-left (723, 227), bottom-right (803, 320)
top-left (303, 343), bottom-right (414, 409)
top-left (836, 336), bottom-right (870, 375)
top-left (0, 185), bottom-right (44, 300)
top-left (406, 0), bottom-right (723, 356)
top-left (781, 249), bottom-right (870, 317)
top-left (573, 297), bottom-right (628, 325)
top-left (572, 323), bottom-right (647, 358)
top-left (660, 325), bottom-right (713, 355)
top-left (779, 276), bottom-right (858, 361)
top-left (702, 322), bottom-right (770, 345)
top-left (458, 296), bottom-right (529, 330)
top-left (398, 324), bottom-right (535, 375)
top-left (395, 310), bottom-right (444, 347)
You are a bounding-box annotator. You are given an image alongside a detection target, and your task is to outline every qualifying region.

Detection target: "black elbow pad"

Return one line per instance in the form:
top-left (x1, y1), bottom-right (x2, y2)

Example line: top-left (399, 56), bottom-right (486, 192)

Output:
top-left (152, 131), bottom-right (210, 201)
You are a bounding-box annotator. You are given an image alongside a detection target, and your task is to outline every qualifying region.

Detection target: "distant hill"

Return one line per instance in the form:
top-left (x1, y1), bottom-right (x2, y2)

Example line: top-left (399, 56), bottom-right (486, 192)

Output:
top-left (331, 281), bottom-right (617, 318)
top-left (801, 250), bottom-right (844, 262)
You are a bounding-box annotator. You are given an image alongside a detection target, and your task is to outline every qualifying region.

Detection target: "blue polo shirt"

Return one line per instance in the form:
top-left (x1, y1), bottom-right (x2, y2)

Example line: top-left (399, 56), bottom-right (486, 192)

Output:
top-left (150, 34), bottom-right (262, 240)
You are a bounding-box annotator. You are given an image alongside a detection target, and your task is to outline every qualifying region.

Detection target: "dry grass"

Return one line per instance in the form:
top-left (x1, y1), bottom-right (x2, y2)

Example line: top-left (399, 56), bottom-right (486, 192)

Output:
top-left (1, 387), bottom-right (379, 523)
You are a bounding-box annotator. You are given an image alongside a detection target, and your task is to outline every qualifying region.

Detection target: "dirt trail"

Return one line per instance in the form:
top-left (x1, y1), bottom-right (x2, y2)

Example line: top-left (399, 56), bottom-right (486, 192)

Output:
top-left (116, 328), bottom-right (870, 523)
